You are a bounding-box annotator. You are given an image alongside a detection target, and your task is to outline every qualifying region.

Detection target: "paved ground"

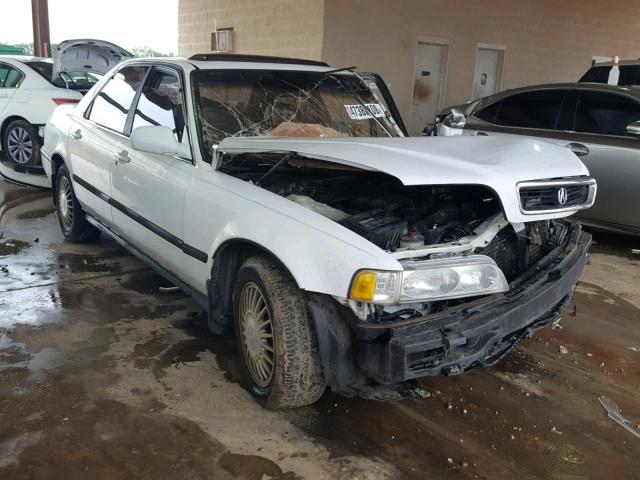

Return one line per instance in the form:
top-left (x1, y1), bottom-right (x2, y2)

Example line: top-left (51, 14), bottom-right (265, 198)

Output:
top-left (1, 177), bottom-right (639, 480)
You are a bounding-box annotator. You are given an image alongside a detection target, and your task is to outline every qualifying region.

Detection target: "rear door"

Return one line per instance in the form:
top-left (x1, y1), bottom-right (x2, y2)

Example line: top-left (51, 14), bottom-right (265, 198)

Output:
top-left (0, 62), bottom-right (23, 117)
top-left (560, 90), bottom-right (640, 228)
top-left (110, 65), bottom-right (194, 276)
top-left (67, 64), bottom-right (149, 224)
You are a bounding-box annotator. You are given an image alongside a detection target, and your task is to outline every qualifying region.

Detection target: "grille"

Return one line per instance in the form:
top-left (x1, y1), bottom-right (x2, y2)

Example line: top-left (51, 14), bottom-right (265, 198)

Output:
top-left (519, 184), bottom-right (590, 212)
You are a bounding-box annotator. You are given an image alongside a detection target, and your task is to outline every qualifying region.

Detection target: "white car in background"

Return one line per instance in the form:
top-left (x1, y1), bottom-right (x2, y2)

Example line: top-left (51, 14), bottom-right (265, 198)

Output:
top-left (43, 54), bottom-right (594, 408)
top-left (0, 40), bottom-right (130, 179)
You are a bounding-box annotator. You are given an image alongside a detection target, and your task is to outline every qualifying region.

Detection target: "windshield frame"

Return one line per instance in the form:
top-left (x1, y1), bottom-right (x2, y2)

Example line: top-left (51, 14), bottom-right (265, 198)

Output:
top-left (190, 68), bottom-right (401, 163)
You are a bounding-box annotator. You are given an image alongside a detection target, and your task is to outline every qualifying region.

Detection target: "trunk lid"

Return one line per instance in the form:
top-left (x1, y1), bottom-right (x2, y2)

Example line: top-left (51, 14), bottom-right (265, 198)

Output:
top-left (52, 39), bottom-right (132, 82)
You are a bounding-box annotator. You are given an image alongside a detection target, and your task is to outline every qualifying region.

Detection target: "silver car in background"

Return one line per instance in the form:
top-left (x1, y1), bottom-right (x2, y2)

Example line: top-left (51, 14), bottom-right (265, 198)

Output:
top-left (435, 83), bottom-right (640, 236)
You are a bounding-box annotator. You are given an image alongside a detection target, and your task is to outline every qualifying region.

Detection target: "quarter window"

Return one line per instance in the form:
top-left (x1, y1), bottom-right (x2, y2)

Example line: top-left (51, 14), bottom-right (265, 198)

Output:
top-left (0, 64), bottom-right (23, 88)
top-left (131, 69), bottom-right (186, 143)
top-left (574, 91), bottom-right (640, 136)
top-left (88, 65), bottom-right (149, 133)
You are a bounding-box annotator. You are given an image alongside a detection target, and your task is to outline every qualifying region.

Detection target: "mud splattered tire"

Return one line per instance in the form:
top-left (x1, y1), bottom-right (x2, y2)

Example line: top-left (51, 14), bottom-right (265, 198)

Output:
top-left (233, 256), bottom-right (325, 409)
top-left (3, 119), bottom-right (40, 167)
top-left (55, 164), bottom-right (100, 243)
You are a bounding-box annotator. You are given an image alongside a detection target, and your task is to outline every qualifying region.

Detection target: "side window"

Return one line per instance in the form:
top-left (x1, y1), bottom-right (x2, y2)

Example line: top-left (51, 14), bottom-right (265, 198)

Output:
top-left (574, 91), bottom-right (640, 137)
top-left (88, 65), bottom-right (149, 133)
top-left (475, 101), bottom-right (500, 123)
top-left (0, 64), bottom-right (23, 88)
top-left (131, 68), bottom-right (186, 143)
top-left (493, 91), bottom-right (564, 130)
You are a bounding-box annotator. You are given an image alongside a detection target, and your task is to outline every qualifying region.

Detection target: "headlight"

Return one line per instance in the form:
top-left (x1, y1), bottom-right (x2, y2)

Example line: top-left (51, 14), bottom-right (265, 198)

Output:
top-left (349, 255), bottom-right (508, 305)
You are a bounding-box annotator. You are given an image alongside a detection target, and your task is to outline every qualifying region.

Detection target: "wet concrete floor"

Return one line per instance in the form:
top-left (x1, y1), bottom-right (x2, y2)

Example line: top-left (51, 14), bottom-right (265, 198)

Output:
top-left (1, 178), bottom-right (639, 479)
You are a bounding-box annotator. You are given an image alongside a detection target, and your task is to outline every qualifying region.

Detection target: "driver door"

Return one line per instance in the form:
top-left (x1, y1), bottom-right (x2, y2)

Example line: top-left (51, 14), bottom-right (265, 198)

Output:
top-left (110, 66), bottom-right (194, 276)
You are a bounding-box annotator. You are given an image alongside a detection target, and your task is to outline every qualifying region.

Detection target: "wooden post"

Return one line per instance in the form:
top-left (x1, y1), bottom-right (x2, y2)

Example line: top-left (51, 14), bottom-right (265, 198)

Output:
top-left (31, 0), bottom-right (51, 57)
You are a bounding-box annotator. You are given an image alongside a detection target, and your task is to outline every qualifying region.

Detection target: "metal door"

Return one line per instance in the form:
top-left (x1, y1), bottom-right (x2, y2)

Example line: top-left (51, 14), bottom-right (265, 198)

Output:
top-left (473, 48), bottom-right (504, 100)
top-left (411, 42), bottom-right (447, 135)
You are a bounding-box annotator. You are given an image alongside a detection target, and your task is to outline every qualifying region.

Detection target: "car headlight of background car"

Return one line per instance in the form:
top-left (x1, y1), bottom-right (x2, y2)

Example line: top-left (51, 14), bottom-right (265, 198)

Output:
top-left (350, 255), bottom-right (509, 305)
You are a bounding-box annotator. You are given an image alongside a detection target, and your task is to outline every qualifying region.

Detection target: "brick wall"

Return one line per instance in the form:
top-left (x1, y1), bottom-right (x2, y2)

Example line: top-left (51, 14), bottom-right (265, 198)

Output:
top-left (178, 0), bottom-right (325, 59)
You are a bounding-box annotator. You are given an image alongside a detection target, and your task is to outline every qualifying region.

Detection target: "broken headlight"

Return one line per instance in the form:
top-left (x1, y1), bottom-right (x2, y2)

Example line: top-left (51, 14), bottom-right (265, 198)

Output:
top-left (349, 255), bottom-right (508, 305)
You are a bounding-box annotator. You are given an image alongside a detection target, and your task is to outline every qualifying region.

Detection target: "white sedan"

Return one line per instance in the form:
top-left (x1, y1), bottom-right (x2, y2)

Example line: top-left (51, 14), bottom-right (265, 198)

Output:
top-left (0, 40), bottom-right (130, 180)
top-left (43, 54), bottom-right (595, 408)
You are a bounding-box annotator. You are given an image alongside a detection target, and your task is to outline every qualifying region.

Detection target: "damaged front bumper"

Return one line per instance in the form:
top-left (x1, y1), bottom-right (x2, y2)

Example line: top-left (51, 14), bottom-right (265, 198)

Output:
top-left (309, 223), bottom-right (591, 390)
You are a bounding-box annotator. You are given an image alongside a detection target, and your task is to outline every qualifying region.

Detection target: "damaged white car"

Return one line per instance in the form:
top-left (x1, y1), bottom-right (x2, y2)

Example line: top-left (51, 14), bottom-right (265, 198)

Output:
top-left (42, 54), bottom-right (596, 408)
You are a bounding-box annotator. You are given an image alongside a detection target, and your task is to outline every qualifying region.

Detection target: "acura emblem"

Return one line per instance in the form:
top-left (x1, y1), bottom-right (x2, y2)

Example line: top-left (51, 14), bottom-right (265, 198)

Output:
top-left (557, 187), bottom-right (568, 205)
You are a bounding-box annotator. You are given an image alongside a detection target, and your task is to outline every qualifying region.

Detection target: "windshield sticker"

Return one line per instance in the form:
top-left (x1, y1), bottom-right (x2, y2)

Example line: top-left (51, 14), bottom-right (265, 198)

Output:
top-left (344, 103), bottom-right (386, 120)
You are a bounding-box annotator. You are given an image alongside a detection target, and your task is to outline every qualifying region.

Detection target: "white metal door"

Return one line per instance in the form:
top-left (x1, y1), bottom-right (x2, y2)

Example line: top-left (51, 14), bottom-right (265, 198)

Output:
top-left (473, 48), bottom-right (504, 100)
top-left (411, 42), bottom-right (447, 135)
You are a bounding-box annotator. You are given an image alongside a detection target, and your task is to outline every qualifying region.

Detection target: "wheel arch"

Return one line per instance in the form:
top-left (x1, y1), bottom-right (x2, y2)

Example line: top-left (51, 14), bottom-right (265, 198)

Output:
top-left (49, 153), bottom-right (66, 204)
top-left (207, 238), bottom-right (299, 333)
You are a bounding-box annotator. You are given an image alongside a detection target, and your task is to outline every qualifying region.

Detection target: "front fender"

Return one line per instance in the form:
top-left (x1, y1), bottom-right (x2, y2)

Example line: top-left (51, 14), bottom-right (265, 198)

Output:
top-left (185, 171), bottom-right (402, 299)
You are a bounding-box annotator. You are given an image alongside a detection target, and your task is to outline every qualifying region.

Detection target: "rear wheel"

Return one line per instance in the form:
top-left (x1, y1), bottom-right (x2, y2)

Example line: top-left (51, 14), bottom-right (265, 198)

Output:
top-left (3, 120), bottom-right (40, 167)
top-left (55, 164), bottom-right (101, 243)
top-left (233, 256), bottom-right (325, 409)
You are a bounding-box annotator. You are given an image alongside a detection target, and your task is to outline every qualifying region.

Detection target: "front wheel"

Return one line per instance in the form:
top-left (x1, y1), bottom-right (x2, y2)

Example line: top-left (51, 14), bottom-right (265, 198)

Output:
top-left (233, 256), bottom-right (325, 409)
top-left (55, 164), bottom-right (101, 243)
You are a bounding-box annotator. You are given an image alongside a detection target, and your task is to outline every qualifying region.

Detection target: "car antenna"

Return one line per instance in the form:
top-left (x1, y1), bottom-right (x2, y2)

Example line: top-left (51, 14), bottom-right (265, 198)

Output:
top-left (255, 151), bottom-right (297, 187)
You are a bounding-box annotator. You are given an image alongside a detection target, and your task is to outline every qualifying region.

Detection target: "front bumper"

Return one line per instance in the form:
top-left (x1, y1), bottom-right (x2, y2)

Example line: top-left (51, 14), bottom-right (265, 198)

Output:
top-left (310, 223), bottom-right (590, 389)
top-left (356, 224), bottom-right (590, 383)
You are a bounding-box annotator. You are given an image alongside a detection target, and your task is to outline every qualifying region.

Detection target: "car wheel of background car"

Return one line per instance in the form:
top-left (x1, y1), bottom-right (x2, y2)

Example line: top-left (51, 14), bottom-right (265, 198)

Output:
top-left (233, 256), bottom-right (325, 409)
top-left (55, 164), bottom-right (101, 243)
top-left (3, 119), bottom-right (40, 167)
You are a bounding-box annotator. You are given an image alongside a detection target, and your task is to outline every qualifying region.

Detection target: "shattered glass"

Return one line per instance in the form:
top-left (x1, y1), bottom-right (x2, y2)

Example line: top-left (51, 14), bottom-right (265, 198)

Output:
top-left (192, 70), bottom-right (400, 162)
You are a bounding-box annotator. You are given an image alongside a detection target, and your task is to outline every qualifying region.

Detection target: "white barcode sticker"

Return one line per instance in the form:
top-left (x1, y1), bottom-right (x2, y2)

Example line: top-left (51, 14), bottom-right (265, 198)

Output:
top-left (344, 103), bottom-right (386, 120)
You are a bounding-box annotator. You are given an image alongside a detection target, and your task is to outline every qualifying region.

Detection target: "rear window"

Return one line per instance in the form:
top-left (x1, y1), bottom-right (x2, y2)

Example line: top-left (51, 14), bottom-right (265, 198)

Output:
top-left (580, 65), bottom-right (640, 86)
top-left (25, 61), bottom-right (99, 91)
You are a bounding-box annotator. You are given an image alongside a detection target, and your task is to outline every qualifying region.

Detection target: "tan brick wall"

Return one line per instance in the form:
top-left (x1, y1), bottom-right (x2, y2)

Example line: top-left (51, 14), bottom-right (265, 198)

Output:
top-left (178, 0), bottom-right (325, 59)
top-left (321, 0), bottom-right (640, 126)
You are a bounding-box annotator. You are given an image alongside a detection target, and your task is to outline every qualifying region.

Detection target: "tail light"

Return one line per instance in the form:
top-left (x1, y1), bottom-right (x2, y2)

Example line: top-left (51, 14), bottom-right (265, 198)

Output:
top-left (52, 98), bottom-right (80, 106)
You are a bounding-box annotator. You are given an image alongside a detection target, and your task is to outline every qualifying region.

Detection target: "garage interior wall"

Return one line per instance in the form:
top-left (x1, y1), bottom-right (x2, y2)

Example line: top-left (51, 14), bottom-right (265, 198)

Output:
top-left (178, 0), bottom-right (325, 60)
top-left (321, 0), bottom-right (640, 123)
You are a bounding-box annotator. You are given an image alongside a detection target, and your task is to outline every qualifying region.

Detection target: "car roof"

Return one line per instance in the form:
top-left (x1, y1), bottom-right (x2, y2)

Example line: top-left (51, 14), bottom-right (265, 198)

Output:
top-left (592, 59), bottom-right (640, 67)
top-left (0, 55), bottom-right (50, 63)
top-left (479, 82), bottom-right (640, 104)
top-left (118, 53), bottom-right (335, 72)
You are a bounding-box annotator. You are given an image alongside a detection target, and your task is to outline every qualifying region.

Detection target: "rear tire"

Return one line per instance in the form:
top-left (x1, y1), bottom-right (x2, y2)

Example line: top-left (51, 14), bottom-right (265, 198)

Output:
top-left (55, 164), bottom-right (101, 243)
top-left (233, 256), bottom-right (325, 409)
top-left (3, 119), bottom-right (40, 167)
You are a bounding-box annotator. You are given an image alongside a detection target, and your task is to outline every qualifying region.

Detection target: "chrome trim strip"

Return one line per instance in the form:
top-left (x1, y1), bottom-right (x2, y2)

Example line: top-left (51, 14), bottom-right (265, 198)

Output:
top-left (516, 177), bottom-right (597, 215)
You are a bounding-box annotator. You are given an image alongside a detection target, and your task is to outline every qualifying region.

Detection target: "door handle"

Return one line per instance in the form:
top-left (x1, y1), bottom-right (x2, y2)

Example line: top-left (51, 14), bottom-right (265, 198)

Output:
top-left (114, 150), bottom-right (131, 164)
top-left (71, 129), bottom-right (82, 141)
top-left (0, 94), bottom-right (8, 99)
top-left (567, 142), bottom-right (589, 157)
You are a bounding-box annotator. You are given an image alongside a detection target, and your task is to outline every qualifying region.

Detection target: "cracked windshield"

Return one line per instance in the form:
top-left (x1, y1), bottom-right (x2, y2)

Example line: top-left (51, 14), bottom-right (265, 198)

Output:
top-left (192, 69), bottom-right (399, 160)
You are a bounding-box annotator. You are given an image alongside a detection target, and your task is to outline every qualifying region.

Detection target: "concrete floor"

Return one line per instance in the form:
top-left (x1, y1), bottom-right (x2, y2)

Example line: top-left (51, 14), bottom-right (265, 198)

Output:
top-left (1, 177), bottom-right (639, 480)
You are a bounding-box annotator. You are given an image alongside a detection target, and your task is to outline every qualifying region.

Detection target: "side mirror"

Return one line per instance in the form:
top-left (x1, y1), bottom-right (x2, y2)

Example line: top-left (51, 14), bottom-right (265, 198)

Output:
top-left (422, 123), bottom-right (437, 136)
top-left (130, 126), bottom-right (191, 160)
top-left (626, 120), bottom-right (640, 137)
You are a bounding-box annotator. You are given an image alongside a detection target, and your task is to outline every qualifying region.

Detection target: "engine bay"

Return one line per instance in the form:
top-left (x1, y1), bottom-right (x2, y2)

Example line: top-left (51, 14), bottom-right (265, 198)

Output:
top-left (220, 152), bottom-right (565, 293)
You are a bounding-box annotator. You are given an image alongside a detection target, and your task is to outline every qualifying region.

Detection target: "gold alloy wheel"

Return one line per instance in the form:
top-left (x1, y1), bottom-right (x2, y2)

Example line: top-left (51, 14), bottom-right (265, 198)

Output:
top-left (238, 282), bottom-right (275, 388)
top-left (58, 175), bottom-right (74, 232)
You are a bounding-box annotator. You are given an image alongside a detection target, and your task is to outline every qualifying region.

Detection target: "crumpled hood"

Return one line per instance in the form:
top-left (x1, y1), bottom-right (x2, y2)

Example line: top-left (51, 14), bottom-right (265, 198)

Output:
top-left (218, 135), bottom-right (590, 223)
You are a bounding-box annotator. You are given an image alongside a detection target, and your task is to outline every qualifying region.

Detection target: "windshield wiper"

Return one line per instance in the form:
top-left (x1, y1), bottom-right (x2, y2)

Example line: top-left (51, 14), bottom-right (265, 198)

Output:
top-left (326, 73), bottom-right (393, 137)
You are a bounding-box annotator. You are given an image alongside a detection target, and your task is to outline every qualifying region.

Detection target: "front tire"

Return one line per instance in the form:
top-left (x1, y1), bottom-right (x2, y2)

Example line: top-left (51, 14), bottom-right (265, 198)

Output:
top-left (233, 256), bottom-right (325, 409)
top-left (3, 119), bottom-right (40, 167)
top-left (55, 164), bottom-right (101, 243)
